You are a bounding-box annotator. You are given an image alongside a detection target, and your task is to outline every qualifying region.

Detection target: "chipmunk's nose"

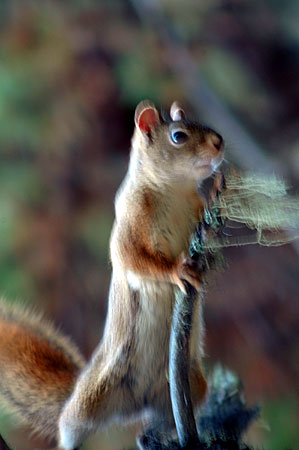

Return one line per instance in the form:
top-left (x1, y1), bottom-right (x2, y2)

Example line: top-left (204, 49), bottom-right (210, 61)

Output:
top-left (209, 132), bottom-right (224, 151)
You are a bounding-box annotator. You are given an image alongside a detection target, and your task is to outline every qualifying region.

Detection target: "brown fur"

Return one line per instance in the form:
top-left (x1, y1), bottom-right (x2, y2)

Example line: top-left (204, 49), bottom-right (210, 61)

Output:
top-left (58, 100), bottom-right (224, 449)
top-left (0, 101), bottom-right (223, 449)
top-left (0, 299), bottom-right (85, 441)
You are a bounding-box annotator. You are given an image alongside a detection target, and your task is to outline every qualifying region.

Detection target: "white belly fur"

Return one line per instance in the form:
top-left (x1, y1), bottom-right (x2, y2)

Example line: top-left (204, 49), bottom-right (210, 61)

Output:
top-left (132, 277), bottom-right (204, 388)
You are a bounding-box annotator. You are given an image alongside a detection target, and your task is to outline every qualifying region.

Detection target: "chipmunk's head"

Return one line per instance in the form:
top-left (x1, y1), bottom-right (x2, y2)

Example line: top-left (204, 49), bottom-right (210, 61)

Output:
top-left (132, 100), bottom-right (224, 186)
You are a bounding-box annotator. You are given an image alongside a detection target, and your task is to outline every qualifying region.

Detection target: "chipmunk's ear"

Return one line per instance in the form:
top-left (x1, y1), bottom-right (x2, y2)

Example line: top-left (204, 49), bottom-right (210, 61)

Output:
top-left (135, 100), bottom-right (160, 136)
top-left (170, 101), bottom-right (186, 121)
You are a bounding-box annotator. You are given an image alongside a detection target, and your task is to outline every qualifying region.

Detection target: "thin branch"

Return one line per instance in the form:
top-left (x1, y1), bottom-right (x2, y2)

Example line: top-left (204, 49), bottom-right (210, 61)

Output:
top-left (169, 282), bottom-right (200, 448)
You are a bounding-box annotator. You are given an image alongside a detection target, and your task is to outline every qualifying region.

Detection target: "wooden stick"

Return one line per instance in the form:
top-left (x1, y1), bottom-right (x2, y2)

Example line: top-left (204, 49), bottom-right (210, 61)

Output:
top-left (169, 281), bottom-right (200, 448)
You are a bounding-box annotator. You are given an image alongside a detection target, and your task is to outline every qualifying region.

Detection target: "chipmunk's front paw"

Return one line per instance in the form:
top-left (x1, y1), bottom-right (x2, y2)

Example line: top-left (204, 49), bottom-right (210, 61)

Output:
top-left (173, 253), bottom-right (203, 293)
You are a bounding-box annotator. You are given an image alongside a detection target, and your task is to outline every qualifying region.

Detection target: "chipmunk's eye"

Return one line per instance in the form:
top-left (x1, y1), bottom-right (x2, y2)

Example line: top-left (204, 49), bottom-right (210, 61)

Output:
top-left (170, 130), bottom-right (188, 145)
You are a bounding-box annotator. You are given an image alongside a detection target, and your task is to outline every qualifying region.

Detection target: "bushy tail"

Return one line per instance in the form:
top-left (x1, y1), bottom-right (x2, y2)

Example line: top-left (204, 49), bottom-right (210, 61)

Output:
top-left (0, 299), bottom-right (85, 441)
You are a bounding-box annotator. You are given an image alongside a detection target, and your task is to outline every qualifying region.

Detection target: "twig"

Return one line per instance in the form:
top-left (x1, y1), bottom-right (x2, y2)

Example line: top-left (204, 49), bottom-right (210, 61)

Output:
top-left (169, 282), bottom-right (200, 448)
top-left (168, 177), bottom-right (223, 448)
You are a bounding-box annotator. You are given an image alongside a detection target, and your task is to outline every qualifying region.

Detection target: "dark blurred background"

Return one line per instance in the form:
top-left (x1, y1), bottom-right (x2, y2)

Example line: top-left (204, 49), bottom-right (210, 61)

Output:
top-left (0, 1), bottom-right (298, 449)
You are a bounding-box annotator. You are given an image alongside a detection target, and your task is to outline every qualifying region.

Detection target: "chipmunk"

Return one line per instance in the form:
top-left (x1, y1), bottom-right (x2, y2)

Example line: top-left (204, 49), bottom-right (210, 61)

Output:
top-left (0, 101), bottom-right (224, 450)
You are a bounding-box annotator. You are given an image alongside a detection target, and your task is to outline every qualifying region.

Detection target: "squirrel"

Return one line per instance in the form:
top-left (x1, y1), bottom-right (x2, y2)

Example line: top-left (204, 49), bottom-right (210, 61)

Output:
top-left (0, 100), bottom-right (224, 450)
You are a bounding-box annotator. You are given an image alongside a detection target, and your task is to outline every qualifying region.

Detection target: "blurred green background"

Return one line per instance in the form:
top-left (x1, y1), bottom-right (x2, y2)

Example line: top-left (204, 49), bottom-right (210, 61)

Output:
top-left (0, 1), bottom-right (298, 449)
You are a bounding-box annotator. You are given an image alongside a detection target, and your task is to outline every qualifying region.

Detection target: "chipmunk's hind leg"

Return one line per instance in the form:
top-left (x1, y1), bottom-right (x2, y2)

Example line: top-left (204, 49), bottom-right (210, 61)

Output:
top-left (189, 361), bottom-right (207, 407)
top-left (59, 406), bottom-right (93, 450)
top-left (58, 368), bottom-right (137, 450)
